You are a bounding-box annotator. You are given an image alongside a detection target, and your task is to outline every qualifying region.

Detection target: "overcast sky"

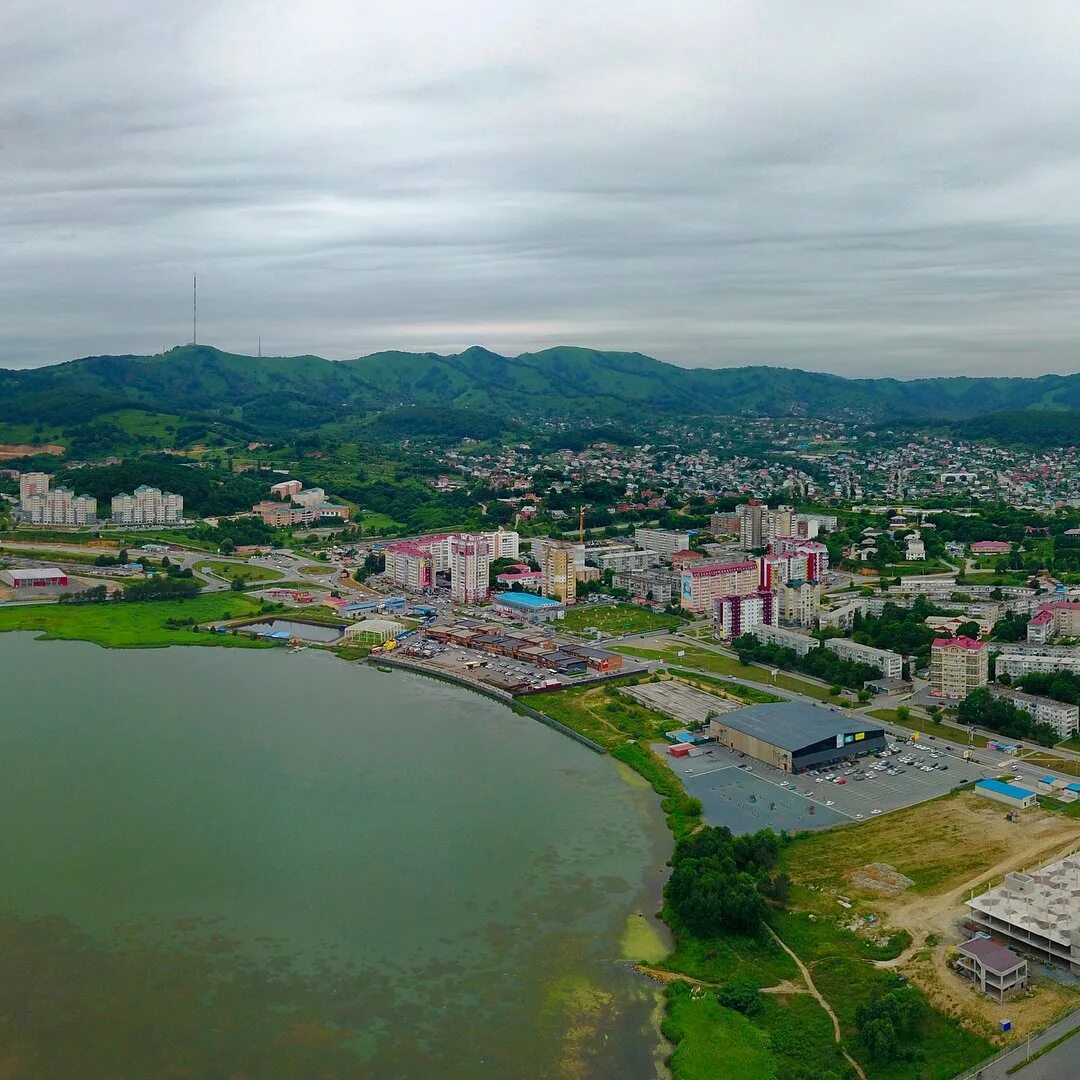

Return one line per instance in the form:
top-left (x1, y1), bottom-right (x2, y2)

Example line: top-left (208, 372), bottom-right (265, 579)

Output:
top-left (4, 1), bottom-right (1080, 375)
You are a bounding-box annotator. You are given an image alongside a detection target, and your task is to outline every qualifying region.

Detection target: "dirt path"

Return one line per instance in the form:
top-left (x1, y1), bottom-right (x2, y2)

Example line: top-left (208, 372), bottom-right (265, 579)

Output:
top-left (635, 965), bottom-right (809, 995)
top-left (765, 925), bottom-right (868, 1080)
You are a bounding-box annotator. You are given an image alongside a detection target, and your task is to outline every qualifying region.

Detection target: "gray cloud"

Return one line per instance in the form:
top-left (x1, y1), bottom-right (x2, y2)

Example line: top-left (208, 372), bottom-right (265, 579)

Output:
top-left (3, 0), bottom-right (1080, 375)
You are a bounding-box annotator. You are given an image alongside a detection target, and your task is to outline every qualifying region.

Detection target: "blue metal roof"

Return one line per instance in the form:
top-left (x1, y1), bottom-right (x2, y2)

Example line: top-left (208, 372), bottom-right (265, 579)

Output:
top-left (976, 779), bottom-right (1036, 800)
top-left (1040, 776), bottom-right (1057, 783)
top-left (494, 591), bottom-right (562, 608)
top-left (1066, 783), bottom-right (1080, 792)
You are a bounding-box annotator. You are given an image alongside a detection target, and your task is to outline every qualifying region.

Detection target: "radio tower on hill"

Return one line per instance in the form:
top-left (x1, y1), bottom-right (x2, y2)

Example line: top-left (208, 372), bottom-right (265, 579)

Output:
top-left (192, 274), bottom-right (198, 344)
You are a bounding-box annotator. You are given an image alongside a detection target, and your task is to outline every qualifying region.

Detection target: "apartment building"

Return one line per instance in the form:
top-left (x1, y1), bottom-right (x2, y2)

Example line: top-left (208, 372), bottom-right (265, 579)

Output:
top-left (1026, 601), bottom-right (1080, 644)
top-left (18, 471), bottom-right (50, 504)
top-left (679, 560), bottom-right (758, 614)
top-left (736, 502), bottom-right (796, 551)
top-left (480, 528), bottom-right (520, 560)
top-left (532, 537), bottom-right (585, 572)
top-left (587, 545), bottom-right (661, 572)
top-left (752, 623), bottom-right (819, 657)
top-left (989, 686), bottom-right (1079, 739)
top-left (709, 512), bottom-right (739, 536)
top-left (633, 528), bottom-right (690, 558)
top-left (253, 500), bottom-right (312, 527)
top-left (825, 638), bottom-right (903, 678)
top-left (775, 579), bottom-right (823, 628)
top-left (449, 534), bottom-right (491, 604)
top-left (714, 590), bottom-right (775, 640)
top-left (930, 636), bottom-right (988, 698)
top-left (384, 541), bottom-right (434, 592)
top-left (111, 485), bottom-right (184, 525)
top-left (612, 568), bottom-right (676, 605)
top-left (540, 541), bottom-right (577, 605)
top-left (20, 485), bottom-right (98, 525)
top-left (995, 647), bottom-right (1080, 679)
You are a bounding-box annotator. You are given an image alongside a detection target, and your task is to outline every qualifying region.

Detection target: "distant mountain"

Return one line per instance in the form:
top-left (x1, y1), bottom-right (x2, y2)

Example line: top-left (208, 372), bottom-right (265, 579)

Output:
top-left (1, 344), bottom-right (1078, 442)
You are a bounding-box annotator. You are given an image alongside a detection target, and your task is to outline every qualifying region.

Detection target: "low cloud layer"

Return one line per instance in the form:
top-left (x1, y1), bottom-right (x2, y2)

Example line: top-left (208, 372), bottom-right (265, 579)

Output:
top-left (4, 1), bottom-right (1080, 375)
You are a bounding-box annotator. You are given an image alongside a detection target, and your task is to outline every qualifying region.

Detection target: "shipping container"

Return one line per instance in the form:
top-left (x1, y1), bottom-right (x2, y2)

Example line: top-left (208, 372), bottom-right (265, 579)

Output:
top-left (668, 745), bottom-right (691, 758)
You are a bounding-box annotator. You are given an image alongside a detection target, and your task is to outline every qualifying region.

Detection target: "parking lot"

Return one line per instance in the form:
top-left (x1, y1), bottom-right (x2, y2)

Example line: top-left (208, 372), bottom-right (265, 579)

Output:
top-left (624, 680), bottom-right (743, 725)
top-left (655, 736), bottom-right (995, 834)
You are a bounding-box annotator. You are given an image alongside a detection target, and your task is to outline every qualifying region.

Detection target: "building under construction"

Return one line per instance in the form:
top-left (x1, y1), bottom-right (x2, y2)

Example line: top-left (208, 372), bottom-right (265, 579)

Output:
top-left (966, 852), bottom-right (1080, 972)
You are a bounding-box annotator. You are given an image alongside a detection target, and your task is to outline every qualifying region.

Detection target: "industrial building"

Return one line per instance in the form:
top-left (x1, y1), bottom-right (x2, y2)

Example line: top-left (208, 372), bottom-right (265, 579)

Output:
top-left (707, 700), bottom-right (886, 774)
top-left (1, 567), bottom-right (69, 589)
top-left (492, 591), bottom-right (565, 622)
top-left (966, 853), bottom-right (1080, 973)
top-left (973, 778), bottom-right (1037, 809)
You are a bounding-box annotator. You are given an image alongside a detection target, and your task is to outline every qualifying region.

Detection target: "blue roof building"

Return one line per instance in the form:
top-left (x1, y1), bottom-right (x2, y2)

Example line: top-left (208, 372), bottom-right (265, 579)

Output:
top-left (975, 779), bottom-right (1037, 808)
top-left (492, 591), bottom-right (566, 623)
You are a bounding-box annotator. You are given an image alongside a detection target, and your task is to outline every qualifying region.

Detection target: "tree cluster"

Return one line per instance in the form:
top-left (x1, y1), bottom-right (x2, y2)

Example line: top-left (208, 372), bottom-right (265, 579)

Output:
top-left (665, 826), bottom-right (788, 937)
top-left (854, 988), bottom-right (927, 1063)
top-left (732, 635), bottom-right (881, 690)
top-left (957, 687), bottom-right (1058, 746)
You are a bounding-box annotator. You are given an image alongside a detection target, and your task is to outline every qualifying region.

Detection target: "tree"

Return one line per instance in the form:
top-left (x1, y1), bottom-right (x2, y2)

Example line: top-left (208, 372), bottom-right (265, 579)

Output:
top-left (219, 537), bottom-right (236, 555)
top-left (857, 688), bottom-right (872, 703)
top-left (716, 980), bottom-right (765, 1017)
top-left (118, 548), bottom-right (129, 565)
top-left (896, 705), bottom-right (910, 722)
top-left (956, 620), bottom-right (980, 639)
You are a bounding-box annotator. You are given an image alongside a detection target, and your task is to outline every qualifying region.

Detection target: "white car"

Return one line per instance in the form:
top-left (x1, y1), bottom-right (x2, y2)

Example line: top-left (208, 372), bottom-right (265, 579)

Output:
top-left (825, 800), bottom-right (835, 806)
top-left (855, 813), bottom-right (865, 819)
top-left (871, 808), bottom-right (881, 815)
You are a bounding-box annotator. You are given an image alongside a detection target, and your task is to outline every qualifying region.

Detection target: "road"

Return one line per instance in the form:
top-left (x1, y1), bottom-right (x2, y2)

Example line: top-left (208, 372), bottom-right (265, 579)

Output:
top-left (958, 1010), bottom-right (1080, 1079)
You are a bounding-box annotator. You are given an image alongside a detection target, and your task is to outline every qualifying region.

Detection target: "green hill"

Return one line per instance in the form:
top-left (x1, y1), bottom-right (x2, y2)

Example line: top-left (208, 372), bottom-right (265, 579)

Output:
top-left (2, 344), bottom-right (1078, 444)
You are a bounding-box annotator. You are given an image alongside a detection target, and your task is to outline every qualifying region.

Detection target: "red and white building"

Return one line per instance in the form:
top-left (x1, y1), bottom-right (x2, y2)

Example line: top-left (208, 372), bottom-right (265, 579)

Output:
top-left (713, 589), bottom-right (775, 639)
top-left (679, 560), bottom-right (759, 614)
top-left (1027, 601), bottom-right (1080, 644)
top-left (1, 567), bottom-right (69, 589)
top-left (970, 540), bottom-right (1012, 556)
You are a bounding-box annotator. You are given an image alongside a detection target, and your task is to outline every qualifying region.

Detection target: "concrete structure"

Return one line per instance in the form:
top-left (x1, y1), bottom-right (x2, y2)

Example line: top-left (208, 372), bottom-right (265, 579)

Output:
top-left (970, 540), bottom-right (1012, 556)
top-left (269, 479), bottom-right (303, 500)
top-left (707, 700), bottom-right (886, 774)
top-left (18, 471), bottom-right (49, 504)
top-left (612, 568), bottom-right (675, 605)
top-left (956, 938), bottom-right (1029, 1002)
top-left (633, 528), bottom-right (690, 558)
top-left (995, 647), bottom-right (1080, 679)
top-left (679, 560), bottom-right (758, 614)
top-left (775, 578), bottom-right (823, 628)
top-left (492, 591), bottom-right (565, 623)
top-left (20, 483), bottom-right (97, 525)
top-left (587, 546), bottom-right (661, 572)
top-left (752, 623), bottom-right (820, 656)
top-left (111, 485), bottom-right (183, 525)
top-left (714, 590), bottom-right (775, 640)
top-left (966, 853), bottom-right (1080, 972)
top-left (540, 541), bottom-right (577, 606)
top-left (1027, 601), bottom-right (1080, 643)
top-left (449, 534), bottom-right (491, 604)
top-left (825, 638), bottom-right (903, 679)
top-left (973, 778), bottom-right (1037, 809)
top-left (0, 567), bottom-right (69, 589)
top-left (291, 487), bottom-right (327, 508)
top-left (253, 500), bottom-right (312, 527)
top-left (930, 636), bottom-right (987, 698)
top-left (989, 686), bottom-right (1079, 739)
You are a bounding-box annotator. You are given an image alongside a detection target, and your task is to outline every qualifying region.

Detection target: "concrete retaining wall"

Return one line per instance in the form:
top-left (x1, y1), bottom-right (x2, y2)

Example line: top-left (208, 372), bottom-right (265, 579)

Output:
top-left (367, 655), bottom-right (607, 755)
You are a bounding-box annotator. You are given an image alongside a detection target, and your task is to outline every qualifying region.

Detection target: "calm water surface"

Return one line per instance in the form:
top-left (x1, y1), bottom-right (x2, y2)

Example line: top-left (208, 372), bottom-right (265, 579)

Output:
top-left (0, 633), bottom-right (670, 1079)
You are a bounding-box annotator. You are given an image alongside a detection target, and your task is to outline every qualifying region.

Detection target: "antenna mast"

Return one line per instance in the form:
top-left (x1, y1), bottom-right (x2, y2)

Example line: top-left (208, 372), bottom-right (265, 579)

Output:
top-left (192, 274), bottom-right (198, 344)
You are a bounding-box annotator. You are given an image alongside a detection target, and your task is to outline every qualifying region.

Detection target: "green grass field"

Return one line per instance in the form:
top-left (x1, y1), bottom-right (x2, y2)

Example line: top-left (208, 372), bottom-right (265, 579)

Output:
top-left (0, 594), bottom-right (267, 648)
top-left (615, 642), bottom-right (845, 703)
top-left (194, 560), bottom-right (282, 583)
top-left (358, 511), bottom-right (405, 532)
top-left (559, 602), bottom-right (685, 636)
top-left (868, 708), bottom-right (990, 747)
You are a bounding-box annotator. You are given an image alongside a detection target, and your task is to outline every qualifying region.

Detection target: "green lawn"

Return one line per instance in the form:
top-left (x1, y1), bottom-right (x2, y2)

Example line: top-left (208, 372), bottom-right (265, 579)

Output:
top-left (868, 708), bottom-right (990, 747)
top-left (668, 667), bottom-right (784, 705)
top-left (0, 594), bottom-right (268, 648)
top-left (559, 602), bottom-right (685, 636)
top-left (194, 560), bottom-right (283, 583)
top-left (358, 511), bottom-right (405, 532)
top-left (1058, 736), bottom-right (1080, 752)
top-left (615, 642), bottom-right (845, 703)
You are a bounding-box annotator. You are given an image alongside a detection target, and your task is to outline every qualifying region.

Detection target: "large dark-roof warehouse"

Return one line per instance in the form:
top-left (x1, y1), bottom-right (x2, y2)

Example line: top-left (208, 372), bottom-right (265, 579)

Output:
top-left (708, 700), bottom-right (886, 773)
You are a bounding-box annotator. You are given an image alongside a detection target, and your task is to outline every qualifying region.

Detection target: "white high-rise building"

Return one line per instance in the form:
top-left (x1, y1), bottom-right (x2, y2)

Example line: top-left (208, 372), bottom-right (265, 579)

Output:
top-left (19, 472), bottom-right (50, 504)
top-left (111, 485), bottom-right (184, 525)
top-left (450, 534), bottom-right (491, 604)
top-left (21, 486), bottom-right (97, 525)
top-left (481, 528), bottom-right (520, 560)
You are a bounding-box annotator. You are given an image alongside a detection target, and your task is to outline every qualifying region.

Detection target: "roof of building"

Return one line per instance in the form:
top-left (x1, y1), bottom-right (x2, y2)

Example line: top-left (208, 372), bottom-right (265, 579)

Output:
top-left (684, 560), bottom-right (756, 577)
top-left (4, 567), bottom-right (66, 580)
top-left (958, 937), bottom-right (1024, 973)
top-left (713, 700), bottom-right (882, 753)
top-left (933, 635), bottom-right (984, 650)
top-left (494, 591), bottom-right (563, 608)
top-left (976, 779), bottom-right (1036, 800)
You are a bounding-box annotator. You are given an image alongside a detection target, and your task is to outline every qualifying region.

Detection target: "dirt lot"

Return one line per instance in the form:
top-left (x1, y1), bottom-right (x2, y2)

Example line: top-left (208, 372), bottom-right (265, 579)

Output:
top-left (786, 792), bottom-right (1080, 1041)
top-left (0, 443), bottom-right (64, 459)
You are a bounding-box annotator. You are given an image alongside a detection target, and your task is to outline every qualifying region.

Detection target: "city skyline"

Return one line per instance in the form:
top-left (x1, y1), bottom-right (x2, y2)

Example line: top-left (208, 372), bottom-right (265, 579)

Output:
top-left (6, 2), bottom-right (1080, 375)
